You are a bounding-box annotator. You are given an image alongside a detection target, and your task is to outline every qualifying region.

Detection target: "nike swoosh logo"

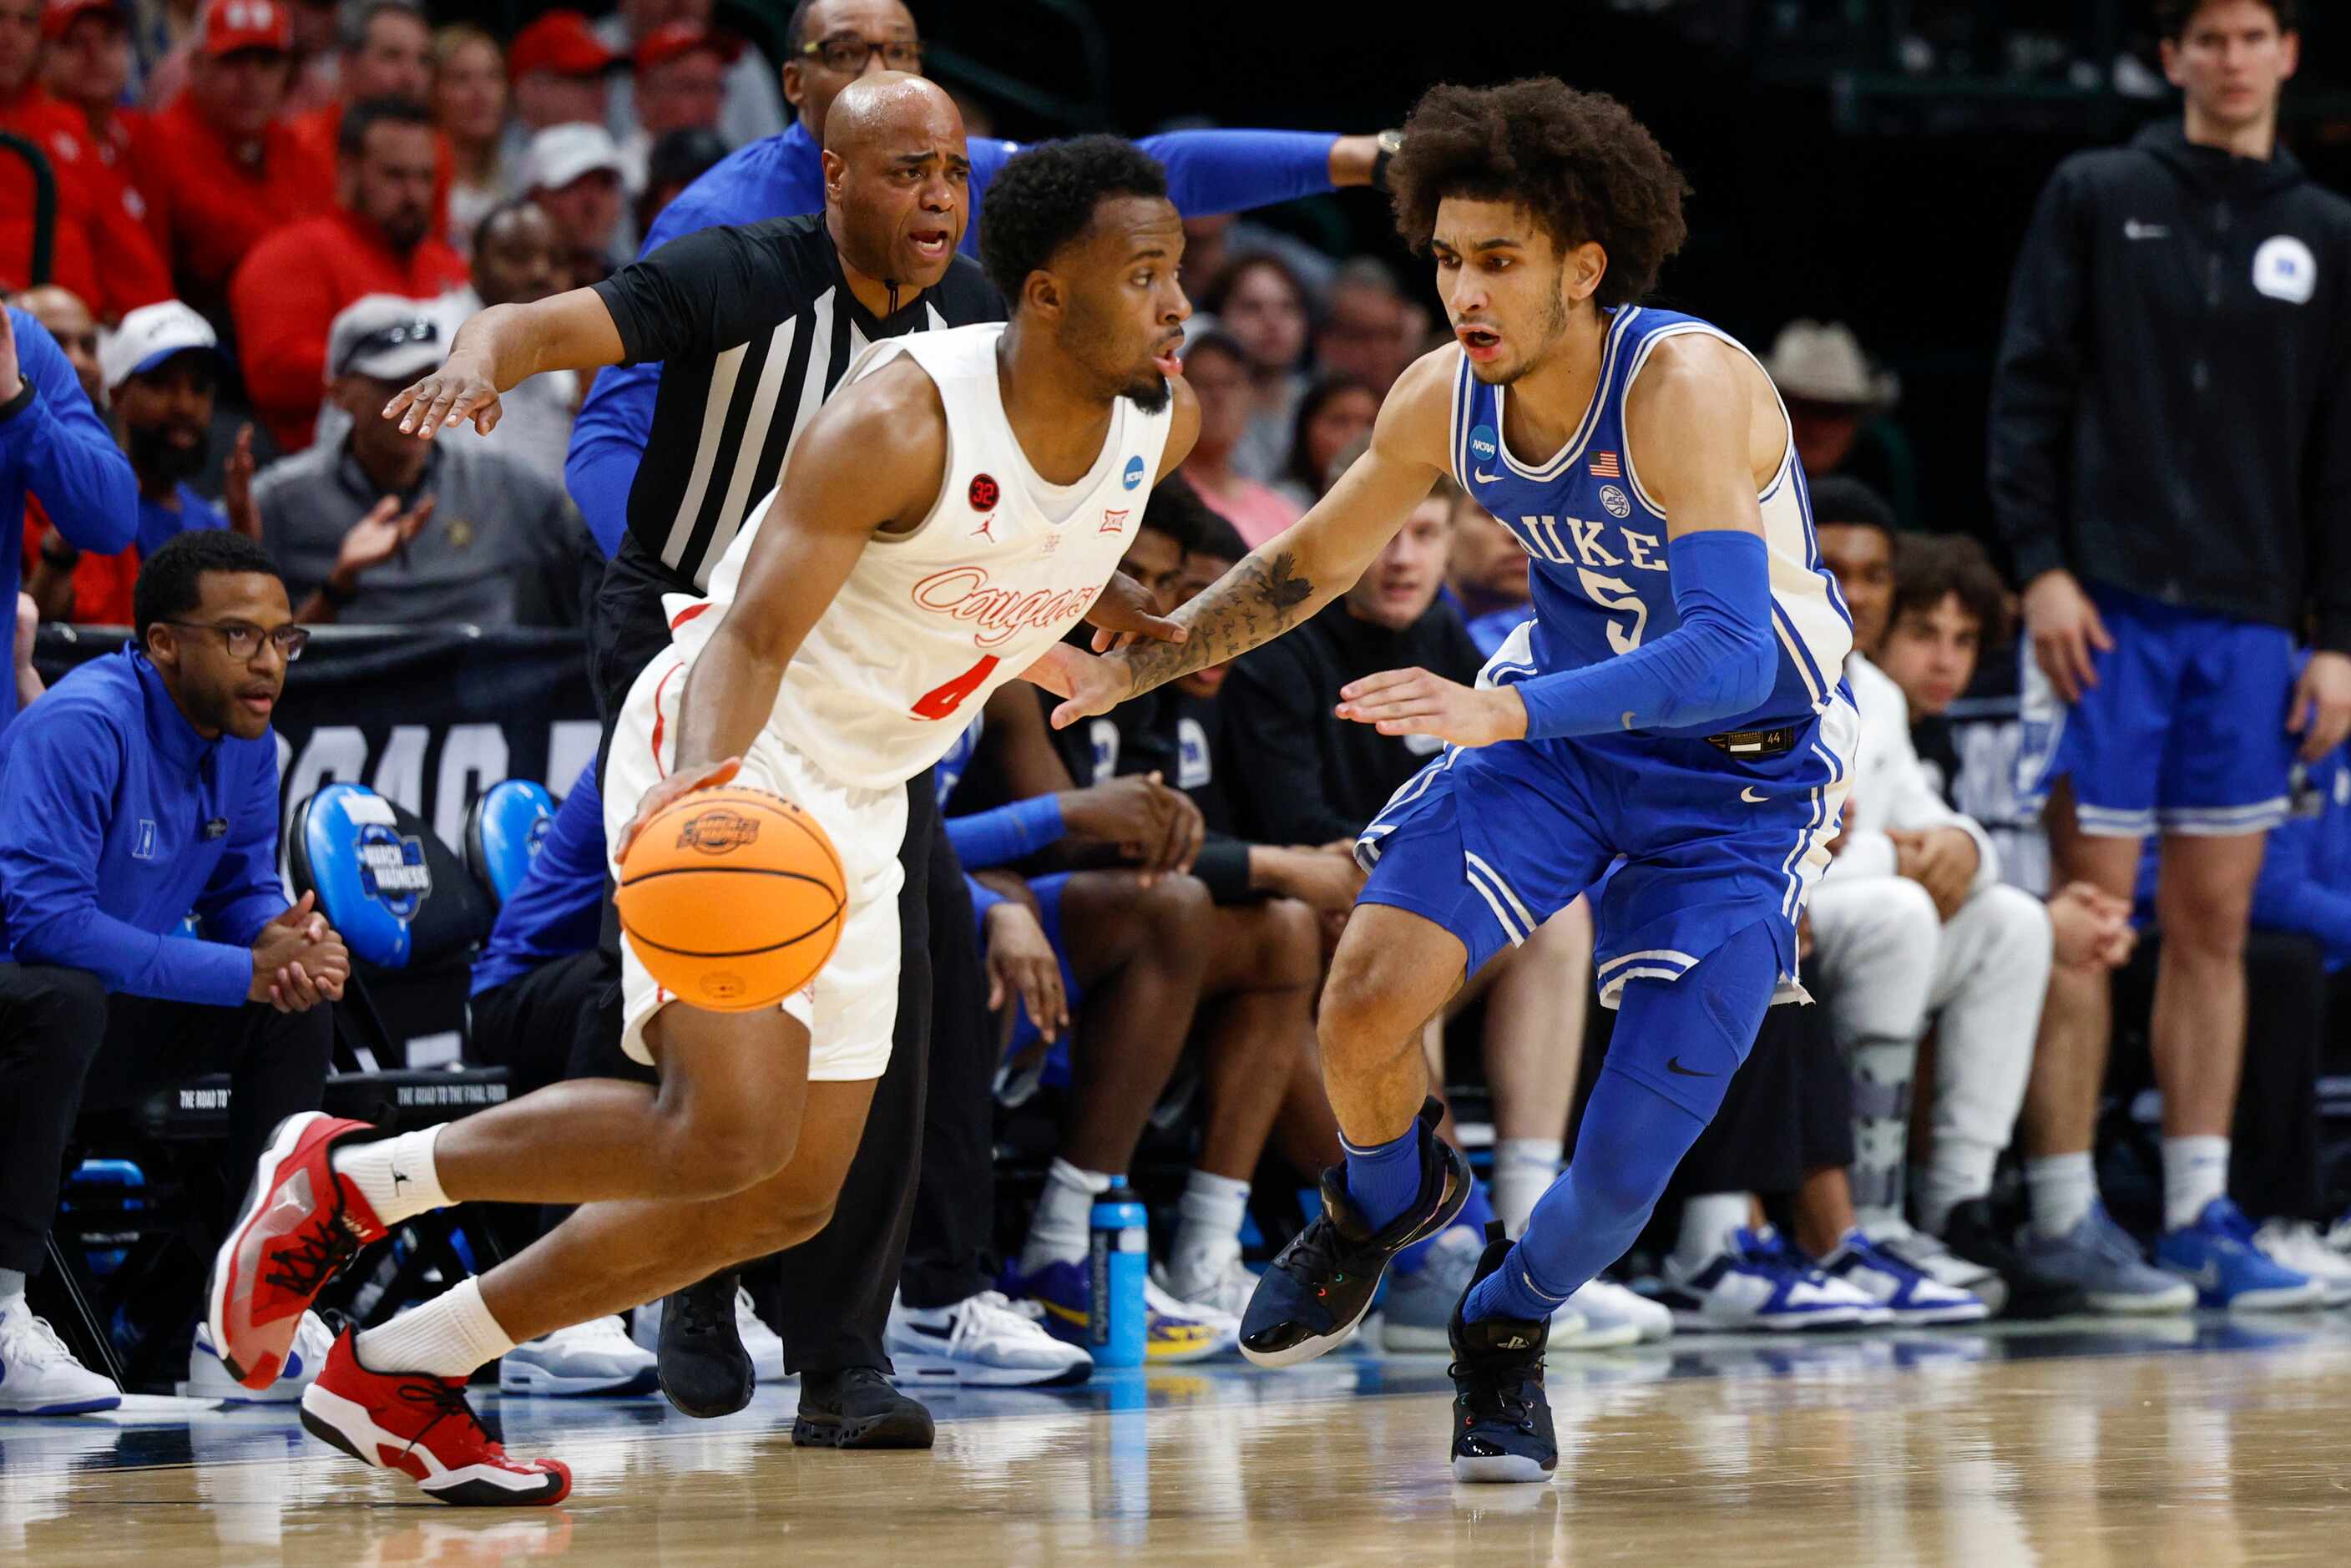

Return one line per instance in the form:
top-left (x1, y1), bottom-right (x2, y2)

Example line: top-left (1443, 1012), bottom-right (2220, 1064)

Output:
top-left (392, 1166), bottom-right (410, 1190)
top-left (1741, 787), bottom-right (1766, 803)
top-left (2124, 220), bottom-right (2170, 240)
top-left (1666, 1056), bottom-right (1714, 1077)
top-left (906, 1320), bottom-right (953, 1340)
top-left (1473, 468), bottom-right (1499, 483)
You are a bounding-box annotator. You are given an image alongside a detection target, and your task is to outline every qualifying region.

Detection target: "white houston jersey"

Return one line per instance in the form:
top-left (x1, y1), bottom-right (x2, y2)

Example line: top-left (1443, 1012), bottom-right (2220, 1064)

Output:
top-left (669, 322), bottom-right (1175, 789)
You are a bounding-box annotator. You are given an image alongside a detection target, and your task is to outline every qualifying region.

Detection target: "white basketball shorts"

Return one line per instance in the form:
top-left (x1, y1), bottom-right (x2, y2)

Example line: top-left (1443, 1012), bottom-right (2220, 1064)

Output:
top-left (602, 648), bottom-right (907, 1080)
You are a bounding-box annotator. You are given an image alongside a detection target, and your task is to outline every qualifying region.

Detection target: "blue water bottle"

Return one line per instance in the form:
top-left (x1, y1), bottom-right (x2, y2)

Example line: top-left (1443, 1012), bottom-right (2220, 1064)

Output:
top-left (1089, 1184), bottom-right (1148, 1368)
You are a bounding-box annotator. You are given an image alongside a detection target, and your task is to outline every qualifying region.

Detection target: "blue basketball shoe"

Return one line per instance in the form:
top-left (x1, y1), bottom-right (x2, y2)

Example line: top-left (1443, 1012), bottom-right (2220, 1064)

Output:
top-left (2155, 1197), bottom-right (2327, 1312)
top-left (1003, 1259), bottom-right (1230, 1364)
top-left (1239, 1097), bottom-right (1472, 1368)
top-left (1449, 1224), bottom-right (1555, 1485)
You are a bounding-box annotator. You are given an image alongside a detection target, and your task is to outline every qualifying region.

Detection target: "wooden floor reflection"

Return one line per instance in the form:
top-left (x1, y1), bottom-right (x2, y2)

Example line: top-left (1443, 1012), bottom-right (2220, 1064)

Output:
top-left (11, 1316), bottom-right (2351, 1565)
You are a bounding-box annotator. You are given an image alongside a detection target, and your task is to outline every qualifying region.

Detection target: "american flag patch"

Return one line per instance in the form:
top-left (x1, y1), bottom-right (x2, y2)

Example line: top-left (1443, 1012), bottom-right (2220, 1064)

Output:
top-left (1589, 451), bottom-right (1621, 478)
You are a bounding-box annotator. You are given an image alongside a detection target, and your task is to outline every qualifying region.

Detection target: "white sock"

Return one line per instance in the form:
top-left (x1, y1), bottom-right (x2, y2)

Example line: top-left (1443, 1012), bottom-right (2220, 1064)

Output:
top-left (331, 1125), bottom-right (450, 1226)
top-left (2162, 1136), bottom-right (2231, 1232)
top-left (1167, 1170), bottom-right (1249, 1294)
top-left (1916, 1141), bottom-right (2002, 1237)
top-left (1019, 1159), bottom-right (1115, 1275)
top-left (0, 1267), bottom-right (26, 1303)
top-left (354, 1276), bottom-right (517, 1378)
top-left (1491, 1138), bottom-right (1564, 1239)
top-left (1675, 1192), bottom-right (1752, 1272)
top-left (2025, 1151), bottom-right (2097, 1240)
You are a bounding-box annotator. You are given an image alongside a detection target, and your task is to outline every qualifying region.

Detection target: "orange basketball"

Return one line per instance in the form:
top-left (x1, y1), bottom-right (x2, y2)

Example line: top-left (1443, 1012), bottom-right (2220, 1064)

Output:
top-left (614, 787), bottom-right (847, 1012)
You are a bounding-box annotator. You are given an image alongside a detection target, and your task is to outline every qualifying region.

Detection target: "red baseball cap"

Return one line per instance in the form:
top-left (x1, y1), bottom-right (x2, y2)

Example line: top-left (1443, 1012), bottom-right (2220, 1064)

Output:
top-left (199, 0), bottom-right (291, 55)
top-left (507, 10), bottom-right (621, 81)
top-left (41, 0), bottom-right (124, 43)
top-left (633, 23), bottom-right (742, 73)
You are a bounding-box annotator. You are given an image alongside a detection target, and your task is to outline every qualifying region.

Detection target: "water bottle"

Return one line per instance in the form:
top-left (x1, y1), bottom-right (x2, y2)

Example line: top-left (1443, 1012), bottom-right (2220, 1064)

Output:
top-left (1088, 1184), bottom-right (1148, 1368)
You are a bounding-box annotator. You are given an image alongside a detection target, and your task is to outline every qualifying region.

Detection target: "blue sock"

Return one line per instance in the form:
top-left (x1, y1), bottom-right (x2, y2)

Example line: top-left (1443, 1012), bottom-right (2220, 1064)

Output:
top-left (1341, 1125), bottom-right (1424, 1234)
top-left (1466, 922), bottom-right (1779, 1324)
top-left (1393, 1180), bottom-right (1493, 1277)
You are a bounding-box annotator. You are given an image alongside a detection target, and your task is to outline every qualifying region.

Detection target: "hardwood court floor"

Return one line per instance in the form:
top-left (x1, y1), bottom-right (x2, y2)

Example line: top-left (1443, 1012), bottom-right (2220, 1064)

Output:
top-left (9, 1314), bottom-right (2351, 1566)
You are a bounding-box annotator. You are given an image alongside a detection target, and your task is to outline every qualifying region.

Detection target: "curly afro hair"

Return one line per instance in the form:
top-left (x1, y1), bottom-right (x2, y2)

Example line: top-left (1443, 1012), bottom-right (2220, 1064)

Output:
top-left (978, 135), bottom-right (1169, 311)
top-left (1388, 78), bottom-right (1691, 310)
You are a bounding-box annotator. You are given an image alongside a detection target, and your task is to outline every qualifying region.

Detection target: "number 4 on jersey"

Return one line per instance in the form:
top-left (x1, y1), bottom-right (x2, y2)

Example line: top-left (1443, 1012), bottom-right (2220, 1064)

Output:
top-left (913, 655), bottom-right (999, 720)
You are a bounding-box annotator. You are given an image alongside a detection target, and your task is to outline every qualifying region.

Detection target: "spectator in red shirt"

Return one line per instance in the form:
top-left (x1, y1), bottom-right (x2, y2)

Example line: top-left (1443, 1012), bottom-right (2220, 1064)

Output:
top-left (617, 21), bottom-right (731, 198)
top-left (0, 0), bottom-right (169, 320)
top-left (505, 9), bottom-right (619, 145)
top-left (230, 94), bottom-right (463, 450)
top-left (283, 2), bottom-right (450, 225)
top-left (127, 0), bottom-right (331, 314)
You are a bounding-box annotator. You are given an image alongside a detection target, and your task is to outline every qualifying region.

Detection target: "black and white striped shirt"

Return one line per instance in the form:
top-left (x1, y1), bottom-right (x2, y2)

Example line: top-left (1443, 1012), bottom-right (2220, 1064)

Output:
top-left (592, 214), bottom-right (1005, 588)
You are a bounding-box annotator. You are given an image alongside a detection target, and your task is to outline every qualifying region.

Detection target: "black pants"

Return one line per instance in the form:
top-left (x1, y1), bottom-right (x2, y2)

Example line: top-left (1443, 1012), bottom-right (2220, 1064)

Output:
top-left (585, 539), bottom-right (993, 1368)
top-left (0, 964), bottom-right (335, 1276)
top-left (1667, 999), bottom-right (1851, 1199)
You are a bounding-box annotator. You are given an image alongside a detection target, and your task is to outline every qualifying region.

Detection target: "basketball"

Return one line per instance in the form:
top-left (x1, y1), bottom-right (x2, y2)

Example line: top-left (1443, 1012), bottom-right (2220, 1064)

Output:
top-left (614, 787), bottom-right (848, 1010)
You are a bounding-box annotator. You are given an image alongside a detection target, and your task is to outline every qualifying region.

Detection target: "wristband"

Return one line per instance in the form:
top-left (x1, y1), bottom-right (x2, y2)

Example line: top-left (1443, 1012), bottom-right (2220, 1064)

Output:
top-left (1369, 129), bottom-right (1403, 193)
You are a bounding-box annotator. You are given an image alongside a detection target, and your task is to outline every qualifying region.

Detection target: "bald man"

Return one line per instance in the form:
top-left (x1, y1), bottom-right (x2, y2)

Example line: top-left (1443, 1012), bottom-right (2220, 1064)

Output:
top-left (382, 73), bottom-right (1163, 1434)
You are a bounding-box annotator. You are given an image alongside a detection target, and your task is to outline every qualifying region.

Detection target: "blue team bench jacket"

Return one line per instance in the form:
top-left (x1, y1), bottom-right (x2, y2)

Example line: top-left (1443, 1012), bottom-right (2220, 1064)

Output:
top-left (0, 646), bottom-right (286, 1005)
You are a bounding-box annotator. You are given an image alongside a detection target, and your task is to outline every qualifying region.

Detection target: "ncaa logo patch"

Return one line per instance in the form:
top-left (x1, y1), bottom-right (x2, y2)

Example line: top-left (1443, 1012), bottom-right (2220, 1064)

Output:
top-left (678, 808), bottom-right (760, 854)
top-left (133, 819), bottom-right (159, 860)
top-left (1599, 484), bottom-right (1631, 519)
top-left (1121, 455), bottom-right (1145, 491)
top-left (356, 824), bottom-right (430, 919)
top-left (968, 473), bottom-right (999, 510)
top-left (1469, 424), bottom-right (1499, 463)
top-left (2253, 235), bottom-right (2316, 304)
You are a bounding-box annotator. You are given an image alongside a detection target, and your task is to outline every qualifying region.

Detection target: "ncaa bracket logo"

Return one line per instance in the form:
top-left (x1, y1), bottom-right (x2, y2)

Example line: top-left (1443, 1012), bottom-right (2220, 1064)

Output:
top-left (1599, 484), bottom-right (1632, 519)
top-left (1121, 455), bottom-right (1145, 491)
top-left (2253, 235), bottom-right (2316, 305)
top-left (1469, 424), bottom-right (1499, 463)
top-left (356, 823), bottom-right (431, 920)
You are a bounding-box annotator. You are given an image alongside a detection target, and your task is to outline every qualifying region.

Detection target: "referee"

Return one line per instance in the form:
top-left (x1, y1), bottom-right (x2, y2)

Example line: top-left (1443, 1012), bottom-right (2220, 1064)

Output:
top-left (390, 75), bottom-right (1173, 1439)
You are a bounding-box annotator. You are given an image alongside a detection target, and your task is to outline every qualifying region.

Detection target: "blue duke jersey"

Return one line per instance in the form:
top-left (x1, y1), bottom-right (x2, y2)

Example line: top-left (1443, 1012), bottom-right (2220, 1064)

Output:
top-left (1449, 306), bottom-right (1853, 734)
top-left (1358, 307), bottom-right (1858, 1019)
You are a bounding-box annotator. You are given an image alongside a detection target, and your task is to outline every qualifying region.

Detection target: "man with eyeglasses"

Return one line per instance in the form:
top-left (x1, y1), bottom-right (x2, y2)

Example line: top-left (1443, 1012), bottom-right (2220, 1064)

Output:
top-left (0, 529), bottom-right (347, 1414)
top-left (256, 296), bottom-right (589, 629)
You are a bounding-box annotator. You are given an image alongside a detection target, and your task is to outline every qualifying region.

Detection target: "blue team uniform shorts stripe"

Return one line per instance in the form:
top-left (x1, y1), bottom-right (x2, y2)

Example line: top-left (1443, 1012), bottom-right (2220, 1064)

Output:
top-left (1355, 691), bottom-right (1857, 1009)
top-left (2017, 582), bottom-right (2296, 837)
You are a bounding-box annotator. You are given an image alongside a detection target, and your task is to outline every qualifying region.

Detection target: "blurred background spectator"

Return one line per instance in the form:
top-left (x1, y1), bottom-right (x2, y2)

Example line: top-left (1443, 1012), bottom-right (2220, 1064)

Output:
top-left (522, 119), bottom-right (625, 287)
top-left (1273, 372), bottom-right (1375, 512)
top-left (617, 18), bottom-right (729, 200)
top-left (431, 22), bottom-right (507, 252)
top-left (129, 0), bottom-right (330, 317)
top-left (284, 1), bottom-right (442, 215)
top-left (255, 295), bottom-right (584, 628)
top-left (502, 8), bottom-right (617, 163)
top-left (1196, 252), bottom-right (1312, 483)
top-left (1764, 319), bottom-right (1916, 531)
top-left (1315, 256), bottom-right (1423, 395)
top-left (634, 122), bottom-right (726, 238)
top-left (595, 0), bottom-right (777, 155)
top-left (1176, 330), bottom-right (1298, 549)
top-left (432, 200), bottom-right (573, 485)
top-left (230, 94), bottom-right (464, 449)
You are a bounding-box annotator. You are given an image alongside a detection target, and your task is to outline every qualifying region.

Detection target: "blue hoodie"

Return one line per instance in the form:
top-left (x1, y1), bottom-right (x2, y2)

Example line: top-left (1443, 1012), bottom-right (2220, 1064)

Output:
top-left (0, 645), bottom-right (286, 1004)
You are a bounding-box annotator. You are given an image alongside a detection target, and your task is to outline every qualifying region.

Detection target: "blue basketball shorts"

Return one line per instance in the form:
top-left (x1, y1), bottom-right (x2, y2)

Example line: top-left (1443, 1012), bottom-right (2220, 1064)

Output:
top-left (2018, 582), bottom-right (2297, 839)
top-left (1356, 690), bottom-right (1859, 1009)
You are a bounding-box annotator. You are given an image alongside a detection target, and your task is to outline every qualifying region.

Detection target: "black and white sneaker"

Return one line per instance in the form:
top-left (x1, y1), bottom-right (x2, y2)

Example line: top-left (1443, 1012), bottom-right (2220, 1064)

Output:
top-left (792, 1367), bottom-right (936, 1449)
top-left (1448, 1223), bottom-right (1555, 1485)
top-left (1237, 1097), bottom-right (1472, 1368)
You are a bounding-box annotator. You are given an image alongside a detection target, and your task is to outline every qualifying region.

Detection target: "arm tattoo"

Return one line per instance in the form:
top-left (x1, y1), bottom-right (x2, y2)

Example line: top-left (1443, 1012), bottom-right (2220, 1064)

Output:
top-left (1115, 548), bottom-right (1321, 696)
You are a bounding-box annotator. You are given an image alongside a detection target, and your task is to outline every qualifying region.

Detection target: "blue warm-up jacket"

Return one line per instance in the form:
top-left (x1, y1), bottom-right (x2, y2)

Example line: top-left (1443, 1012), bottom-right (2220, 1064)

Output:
top-left (469, 763), bottom-right (606, 996)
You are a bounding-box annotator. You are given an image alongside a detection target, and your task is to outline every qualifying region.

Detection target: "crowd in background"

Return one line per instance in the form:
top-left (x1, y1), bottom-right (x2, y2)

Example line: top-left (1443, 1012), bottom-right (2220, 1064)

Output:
top-left (3, 0), bottom-right (2350, 1418)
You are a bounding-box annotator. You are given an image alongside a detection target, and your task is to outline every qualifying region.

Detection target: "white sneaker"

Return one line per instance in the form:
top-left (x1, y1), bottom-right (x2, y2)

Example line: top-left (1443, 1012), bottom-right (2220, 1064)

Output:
top-left (1145, 1272), bottom-right (1238, 1347)
top-left (499, 1315), bottom-right (660, 1396)
top-left (885, 1290), bottom-right (1093, 1388)
top-left (186, 1308), bottom-right (333, 1403)
top-left (1653, 1227), bottom-right (1882, 1332)
top-left (2253, 1220), bottom-right (2351, 1308)
top-left (1865, 1218), bottom-right (2000, 1294)
top-left (1155, 1240), bottom-right (1260, 1323)
top-left (631, 1286), bottom-right (789, 1382)
top-left (1377, 1227), bottom-right (1596, 1352)
top-left (1817, 1230), bottom-right (1990, 1325)
top-left (1563, 1277), bottom-right (1672, 1345)
top-left (0, 1295), bottom-right (121, 1414)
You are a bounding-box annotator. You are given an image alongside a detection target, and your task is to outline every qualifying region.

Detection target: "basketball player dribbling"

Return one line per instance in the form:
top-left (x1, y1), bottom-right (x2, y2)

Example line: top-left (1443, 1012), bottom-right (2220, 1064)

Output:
top-left (205, 134), bottom-right (1199, 1505)
top-left (1036, 79), bottom-right (1858, 1482)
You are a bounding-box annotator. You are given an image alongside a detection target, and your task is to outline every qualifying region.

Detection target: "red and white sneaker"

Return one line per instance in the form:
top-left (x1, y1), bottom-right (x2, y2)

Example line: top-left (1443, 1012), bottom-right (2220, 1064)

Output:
top-left (209, 1112), bottom-right (392, 1389)
top-left (301, 1328), bottom-right (572, 1506)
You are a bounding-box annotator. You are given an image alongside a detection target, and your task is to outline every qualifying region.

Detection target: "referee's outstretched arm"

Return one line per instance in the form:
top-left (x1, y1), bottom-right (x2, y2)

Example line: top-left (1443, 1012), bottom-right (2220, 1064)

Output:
top-left (383, 291), bottom-right (627, 441)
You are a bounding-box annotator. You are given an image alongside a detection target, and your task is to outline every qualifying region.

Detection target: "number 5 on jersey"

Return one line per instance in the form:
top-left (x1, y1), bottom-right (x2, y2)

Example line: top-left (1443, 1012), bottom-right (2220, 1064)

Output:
top-left (1577, 569), bottom-right (1647, 654)
top-left (913, 655), bottom-right (999, 721)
